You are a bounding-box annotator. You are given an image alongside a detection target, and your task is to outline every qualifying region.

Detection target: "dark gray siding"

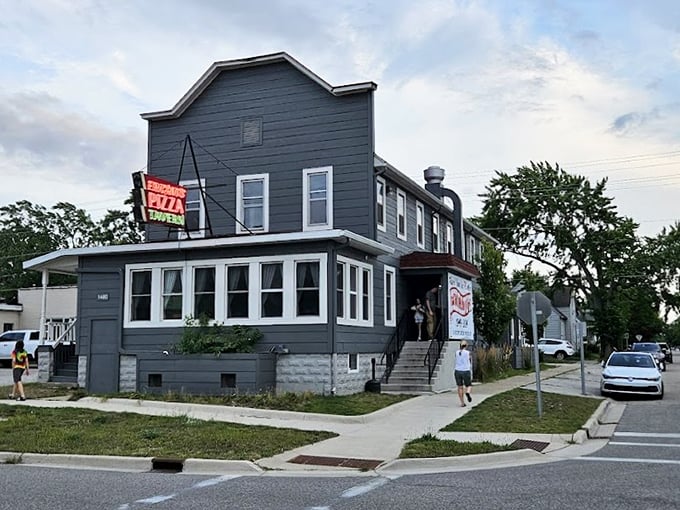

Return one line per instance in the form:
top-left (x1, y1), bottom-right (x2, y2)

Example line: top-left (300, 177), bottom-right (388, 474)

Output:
top-left (145, 62), bottom-right (374, 241)
top-left (76, 267), bottom-right (122, 357)
top-left (137, 353), bottom-right (275, 395)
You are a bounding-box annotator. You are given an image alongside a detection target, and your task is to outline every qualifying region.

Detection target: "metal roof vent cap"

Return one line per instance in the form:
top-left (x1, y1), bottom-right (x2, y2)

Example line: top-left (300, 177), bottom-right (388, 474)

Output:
top-left (424, 165), bottom-right (445, 185)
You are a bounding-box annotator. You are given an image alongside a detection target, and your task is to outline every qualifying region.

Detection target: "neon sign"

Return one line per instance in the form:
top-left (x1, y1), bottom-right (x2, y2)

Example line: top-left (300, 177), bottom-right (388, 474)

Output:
top-left (132, 172), bottom-right (187, 227)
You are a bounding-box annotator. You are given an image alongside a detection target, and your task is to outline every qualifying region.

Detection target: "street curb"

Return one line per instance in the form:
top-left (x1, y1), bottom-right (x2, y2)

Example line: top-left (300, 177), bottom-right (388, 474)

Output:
top-left (0, 452), bottom-right (152, 472)
top-left (182, 459), bottom-right (263, 475)
top-left (582, 399), bottom-right (610, 439)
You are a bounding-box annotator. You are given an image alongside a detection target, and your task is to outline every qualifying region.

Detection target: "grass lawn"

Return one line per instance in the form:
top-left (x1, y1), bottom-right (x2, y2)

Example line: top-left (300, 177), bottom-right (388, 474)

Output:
top-left (442, 387), bottom-right (602, 434)
top-left (0, 405), bottom-right (336, 460)
top-left (0, 383), bottom-right (413, 416)
top-left (400, 434), bottom-right (517, 458)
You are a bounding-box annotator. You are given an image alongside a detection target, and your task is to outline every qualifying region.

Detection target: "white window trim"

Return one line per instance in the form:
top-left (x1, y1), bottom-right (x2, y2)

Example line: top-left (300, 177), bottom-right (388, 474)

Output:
top-left (384, 265), bottom-right (396, 327)
top-left (376, 176), bottom-right (386, 232)
top-left (178, 179), bottom-right (206, 240)
top-left (469, 237), bottom-right (477, 262)
top-left (337, 255), bottom-right (374, 327)
top-left (348, 353), bottom-right (359, 373)
top-left (302, 166), bottom-right (333, 231)
top-left (416, 201), bottom-right (425, 249)
top-left (236, 173), bottom-right (269, 234)
top-left (396, 188), bottom-right (407, 241)
top-left (446, 222), bottom-right (453, 254)
top-left (432, 213), bottom-right (440, 253)
top-left (124, 253), bottom-right (327, 328)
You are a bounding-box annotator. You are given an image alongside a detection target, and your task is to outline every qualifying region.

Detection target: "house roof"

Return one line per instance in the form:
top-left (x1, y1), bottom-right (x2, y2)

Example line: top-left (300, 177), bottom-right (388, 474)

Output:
top-left (23, 230), bottom-right (394, 275)
top-left (141, 52), bottom-right (378, 121)
top-left (399, 252), bottom-right (481, 279)
top-left (373, 154), bottom-right (498, 245)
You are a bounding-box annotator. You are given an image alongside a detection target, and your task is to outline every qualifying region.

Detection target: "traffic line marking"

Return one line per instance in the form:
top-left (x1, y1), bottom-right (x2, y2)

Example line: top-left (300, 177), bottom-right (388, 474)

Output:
top-left (614, 432), bottom-right (680, 439)
top-left (341, 477), bottom-right (393, 498)
top-left (578, 456), bottom-right (680, 465)
top-left (609, 441), bottom-right (680, 448)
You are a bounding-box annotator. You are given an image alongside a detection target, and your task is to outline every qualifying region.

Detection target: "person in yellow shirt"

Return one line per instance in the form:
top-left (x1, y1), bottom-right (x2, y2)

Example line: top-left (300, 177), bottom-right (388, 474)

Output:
top-left (9, 340), bottom-right (29, 401)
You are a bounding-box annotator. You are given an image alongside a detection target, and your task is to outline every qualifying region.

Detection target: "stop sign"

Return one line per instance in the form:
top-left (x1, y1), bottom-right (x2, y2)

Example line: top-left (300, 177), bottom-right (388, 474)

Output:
top-left (516, 291), bottom-right (552, 325)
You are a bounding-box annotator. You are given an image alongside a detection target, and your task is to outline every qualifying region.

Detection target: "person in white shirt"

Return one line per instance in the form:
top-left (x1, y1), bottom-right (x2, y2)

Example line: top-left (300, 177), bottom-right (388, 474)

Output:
top-left (454, 341), bottom-right (473, 407)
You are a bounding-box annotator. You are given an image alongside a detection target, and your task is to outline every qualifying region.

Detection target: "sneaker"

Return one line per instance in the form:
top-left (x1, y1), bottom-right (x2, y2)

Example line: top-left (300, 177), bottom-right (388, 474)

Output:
top-left (466, 393), bottom-right (472, 403)
top-left (18, 397), bottom-right (26, 401)
top-left (8, 394), bottom-right (14, 400)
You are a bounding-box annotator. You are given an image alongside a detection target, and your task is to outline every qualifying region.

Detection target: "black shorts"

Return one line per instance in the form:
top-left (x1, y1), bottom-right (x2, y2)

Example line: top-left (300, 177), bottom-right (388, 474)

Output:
top-left (454, 370), bottom-right (471, 387)
top-left (12, 367), bottom-right (25, 383)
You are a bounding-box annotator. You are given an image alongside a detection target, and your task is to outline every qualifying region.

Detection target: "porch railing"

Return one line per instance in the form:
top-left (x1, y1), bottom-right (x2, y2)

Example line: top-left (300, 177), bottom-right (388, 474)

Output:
top-left (380, 309), bottom-right (410, 383)
top-left (42, 317), bottom-right (77, 345)
top-left (424, 318), bottom-right (444, 384)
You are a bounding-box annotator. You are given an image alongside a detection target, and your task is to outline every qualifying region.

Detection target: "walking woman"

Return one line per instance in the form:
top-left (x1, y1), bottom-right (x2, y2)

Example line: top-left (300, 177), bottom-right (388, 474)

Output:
top-left (454, 341), bottom-right (473, 407)
top-left (9, 340), bottom-right (29, 401)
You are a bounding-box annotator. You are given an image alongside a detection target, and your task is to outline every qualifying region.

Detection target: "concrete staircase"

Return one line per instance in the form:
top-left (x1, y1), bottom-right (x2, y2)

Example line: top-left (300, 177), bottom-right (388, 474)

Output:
top-left (381, 341), bottom-right (440, 393)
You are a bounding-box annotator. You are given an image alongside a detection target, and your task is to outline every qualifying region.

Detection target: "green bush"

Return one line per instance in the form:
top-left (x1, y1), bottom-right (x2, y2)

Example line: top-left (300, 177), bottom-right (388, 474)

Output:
top-left (174, 315), bottom-right (263, 355)
top-left (473, 346), bottom-right (513, 382)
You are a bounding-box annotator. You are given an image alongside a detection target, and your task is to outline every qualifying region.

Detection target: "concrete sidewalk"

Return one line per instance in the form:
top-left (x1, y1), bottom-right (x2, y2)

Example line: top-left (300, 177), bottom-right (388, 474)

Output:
top-left (0, 361), bottom-right (617, 475)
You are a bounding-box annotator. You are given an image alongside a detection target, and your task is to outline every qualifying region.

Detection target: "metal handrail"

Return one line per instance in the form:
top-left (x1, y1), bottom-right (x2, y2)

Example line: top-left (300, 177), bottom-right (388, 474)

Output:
top-left (424, 318), bottom-right (444, 384)
top-left (380, 309), bottom-right (410, 383)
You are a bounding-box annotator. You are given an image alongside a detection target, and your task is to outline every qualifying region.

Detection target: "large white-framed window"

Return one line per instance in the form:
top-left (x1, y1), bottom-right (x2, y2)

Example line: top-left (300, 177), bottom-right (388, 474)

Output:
top-left (376, 176), bottom-right (386, 232)
top-left (302, 166), bottom-right (333, 231)
top-left (337, 255), bottom-right (373, 327)
top-left (416, 201), bottom-right (425, 249)
top-left (193, 266), bottom-right (215, 320)
top-left (384, 265), bottom-right (396, 327)
top-left (236, 173), bottom-right (269, 234)
top-left (446, 222), bottom-right (453, 254)
top-left (179, 179), bottom-right (206, 239)
top-left (432, 213), bottom-right (440, 253)
top-left (396, 189), bottom-right (407, 241)
top-left (124, 254), bottom-right (327, 327)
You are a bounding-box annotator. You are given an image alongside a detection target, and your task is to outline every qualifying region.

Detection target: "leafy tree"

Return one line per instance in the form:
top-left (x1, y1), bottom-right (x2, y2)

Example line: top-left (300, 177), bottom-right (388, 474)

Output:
top-left (0, 199), bottom-right (143, 303)
top-left (476, 161), bottom-right (647, 353)
top-left (473, 241), bottom-right (516, 345)
top-left (510, 267), bottom-right (550, 294)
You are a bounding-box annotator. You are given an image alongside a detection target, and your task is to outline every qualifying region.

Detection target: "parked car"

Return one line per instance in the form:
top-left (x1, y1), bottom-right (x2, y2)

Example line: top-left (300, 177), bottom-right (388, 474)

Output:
top-left (537, 338), bottom-right (575, 360)
top-left (657, 342), bottom-right (673, 364)
top-left (631, 342), bottom-right (666, 371)
top-left (600, 351), bottom-right (663, 399)
top-left (0, 330), bottom-right (40, 366)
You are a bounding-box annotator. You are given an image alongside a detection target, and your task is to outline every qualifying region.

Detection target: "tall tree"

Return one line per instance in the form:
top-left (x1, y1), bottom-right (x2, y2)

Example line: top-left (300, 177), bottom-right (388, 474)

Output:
top-left (0, 200), bottom-right (143, 303)
top-left (473, 241), bottom-right (516, 345)
top-left (476, 161), bottom-right (645, 352)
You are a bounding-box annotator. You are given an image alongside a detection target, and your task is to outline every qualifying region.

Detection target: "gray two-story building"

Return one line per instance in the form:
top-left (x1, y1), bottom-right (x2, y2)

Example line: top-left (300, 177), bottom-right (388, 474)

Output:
top-left (25, 53), bottom-right (494, 396)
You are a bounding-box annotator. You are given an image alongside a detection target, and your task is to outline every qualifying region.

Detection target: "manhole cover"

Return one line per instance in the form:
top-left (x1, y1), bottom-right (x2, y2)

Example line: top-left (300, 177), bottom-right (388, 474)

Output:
top-left (289, 455), bottom-right (383, 469)
top-left (510, 439), bottom-right (550, 452)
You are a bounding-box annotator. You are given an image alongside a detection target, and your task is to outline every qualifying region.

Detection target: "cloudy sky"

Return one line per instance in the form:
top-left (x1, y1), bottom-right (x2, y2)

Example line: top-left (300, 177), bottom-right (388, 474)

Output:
top-left (1, 0), bottom-right (679, 238)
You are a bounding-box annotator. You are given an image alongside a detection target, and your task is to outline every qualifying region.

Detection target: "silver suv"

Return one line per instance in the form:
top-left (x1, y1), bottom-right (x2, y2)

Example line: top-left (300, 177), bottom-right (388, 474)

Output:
top-left (537, 338), bottom-right (575, 361)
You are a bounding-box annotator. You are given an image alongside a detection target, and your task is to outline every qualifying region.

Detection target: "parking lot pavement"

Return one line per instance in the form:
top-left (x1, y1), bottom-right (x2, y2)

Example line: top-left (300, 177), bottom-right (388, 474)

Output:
top-left (0, 367), bottom-right (39, 388)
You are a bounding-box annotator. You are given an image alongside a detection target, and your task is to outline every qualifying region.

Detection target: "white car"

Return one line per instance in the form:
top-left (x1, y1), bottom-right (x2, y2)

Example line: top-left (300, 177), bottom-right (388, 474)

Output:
top-left (0, 330), bottom-right (41, 365)
top-left (600, 352), bottom-right (663, 399)
top-left (537, 338), bottom-right (575, 360)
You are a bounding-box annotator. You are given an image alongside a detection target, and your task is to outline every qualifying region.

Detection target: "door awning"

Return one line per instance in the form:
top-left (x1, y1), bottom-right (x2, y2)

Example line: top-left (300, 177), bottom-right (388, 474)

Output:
top-left (400, 252), bottom-right (480, 279)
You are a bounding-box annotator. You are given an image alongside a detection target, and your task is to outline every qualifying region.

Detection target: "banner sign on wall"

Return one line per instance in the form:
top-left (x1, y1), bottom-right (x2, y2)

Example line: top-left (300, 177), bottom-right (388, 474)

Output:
top-left (448, 272), bottom-right (474, 340)
top-left (132, 172), bottom-right (187, 227)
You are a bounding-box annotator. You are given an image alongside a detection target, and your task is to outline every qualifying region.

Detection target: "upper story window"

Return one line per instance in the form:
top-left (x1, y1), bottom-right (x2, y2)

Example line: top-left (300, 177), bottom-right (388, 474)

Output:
top-left (384, 265), bottom-right (396, 327)
top-left (446, 222), bottom-right (453, 254)
top-left (416, 201), bottom-right (425, 249)
top-left (432, 213), bottom-right (440, 253)
top-left (337, 255), bottom-right (373, 327)
top-left (303, 166), bottom-right (333, 231)
top-left (376, 177), bottom-right (386, 232)
top-left (236, 174), bottom-right (269, 234)
top-left (179, 179), bottom-right (206, 239)
top-left (468, 237), bottom-right (477, 263)
top-left (396, 189), bottom-right (407, 241)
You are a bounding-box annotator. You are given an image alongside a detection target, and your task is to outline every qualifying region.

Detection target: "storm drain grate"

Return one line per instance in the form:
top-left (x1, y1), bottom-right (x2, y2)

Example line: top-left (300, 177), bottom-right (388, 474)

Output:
top-left (289, 455), bottom-right (384, 470)
top-left (510, 439), bottom-right (550, 452)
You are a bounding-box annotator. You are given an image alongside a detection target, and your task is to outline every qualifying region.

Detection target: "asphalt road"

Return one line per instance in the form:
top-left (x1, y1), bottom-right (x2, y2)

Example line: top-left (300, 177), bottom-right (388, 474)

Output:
top-left (0, 362), bottom-right (677, 509)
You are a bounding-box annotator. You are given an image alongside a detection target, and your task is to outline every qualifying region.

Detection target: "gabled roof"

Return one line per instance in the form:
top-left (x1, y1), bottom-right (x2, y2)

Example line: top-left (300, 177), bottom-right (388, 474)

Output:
top-left (141, 52), bottom-right (378, 121)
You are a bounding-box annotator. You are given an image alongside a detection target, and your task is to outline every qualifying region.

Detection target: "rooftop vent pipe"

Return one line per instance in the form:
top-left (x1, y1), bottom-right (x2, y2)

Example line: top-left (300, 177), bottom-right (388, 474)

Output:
top-left (423, 166), bottom-right (463, 258)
